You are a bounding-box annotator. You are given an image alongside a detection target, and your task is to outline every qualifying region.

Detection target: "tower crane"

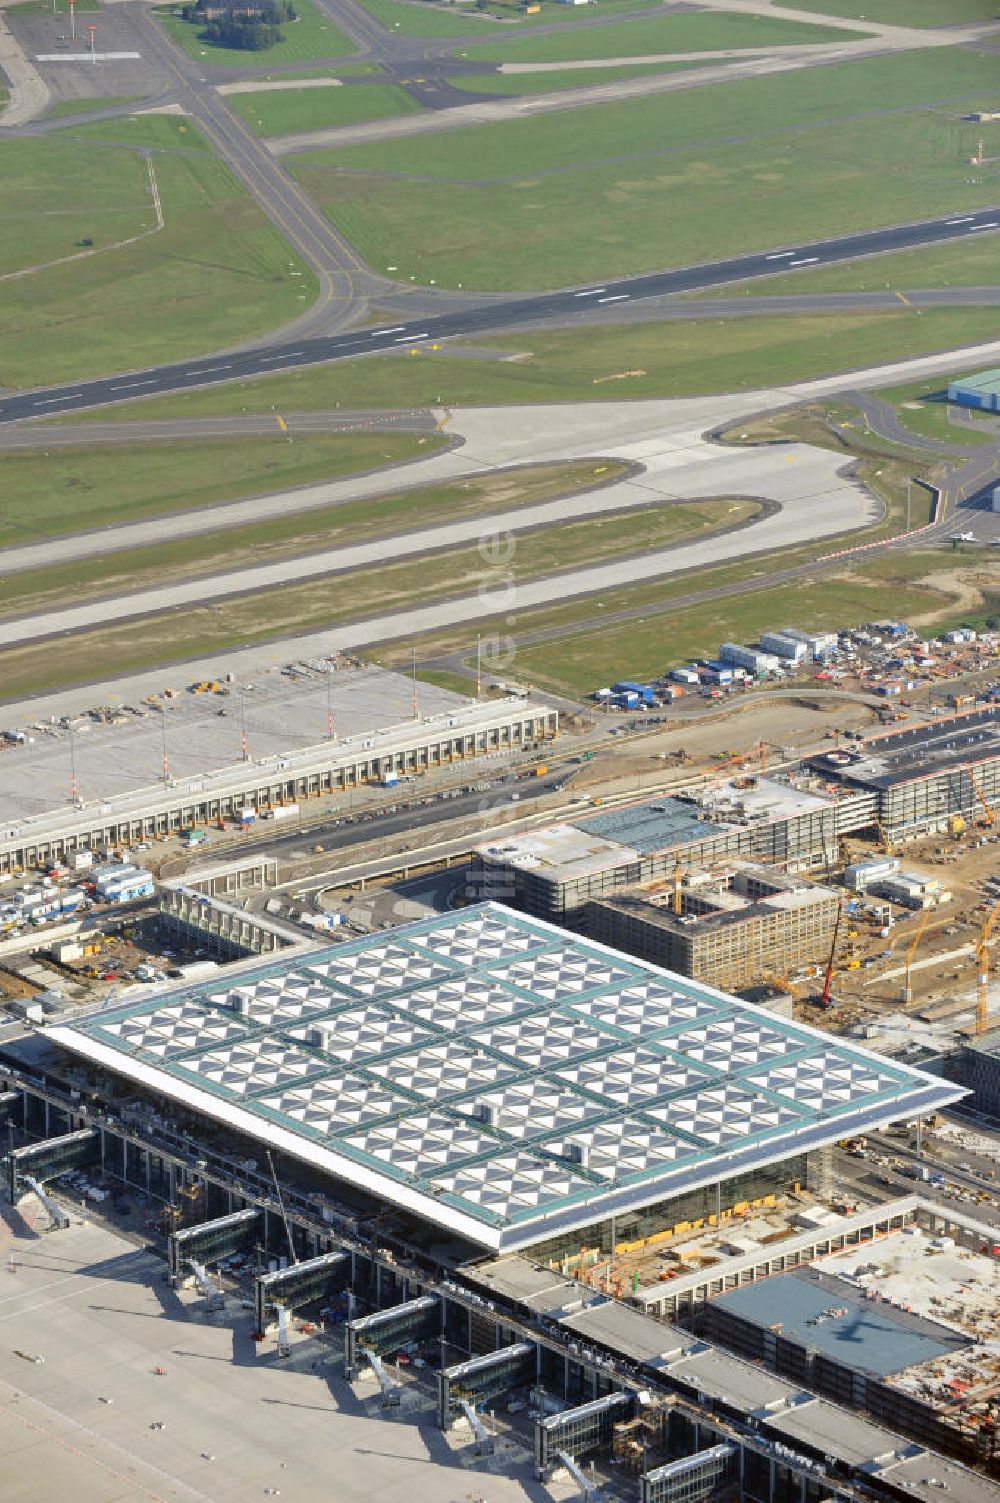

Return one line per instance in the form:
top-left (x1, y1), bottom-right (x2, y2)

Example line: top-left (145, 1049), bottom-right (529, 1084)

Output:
top-left (903, 906), bottom-right (933, 1006)
top-left (672, 848), bottom-right (683, 916)
top-left (818, 903), bottom-right (844, 1010)
top-left (967, 764), bottom-right (995, 827)
top-left (976, 902), bottom-right (999, 1037)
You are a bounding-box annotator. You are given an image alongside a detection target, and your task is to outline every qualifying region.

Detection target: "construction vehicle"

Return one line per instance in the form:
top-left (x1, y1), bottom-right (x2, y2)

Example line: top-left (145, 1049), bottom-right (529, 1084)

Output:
top-left (874, 819), bottom-right (895, 856)
top-left (902, 907), bottom-right (933, 1006)
top-left (976, 902), bottom-right (999, 1036)
top-left (816, 904), bottom-right (844, 1010)
top-left (672, 848), bottom-right (683, 916)
top-left (968, 764), bottom-right (995, 827)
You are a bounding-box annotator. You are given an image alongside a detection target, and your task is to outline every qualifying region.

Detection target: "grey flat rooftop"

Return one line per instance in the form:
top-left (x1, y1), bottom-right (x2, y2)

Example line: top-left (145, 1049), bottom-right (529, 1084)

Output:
top-left (576, 797), bottom-right (725, 855)
top-left (808, 707), bottom-right (1000, 791)
top-left (48, 903), bottom-right (964, 1254)
top-left (711, 1266), bottom-right (968, 1376)
top-left (0, 664), bottom-right (465, 824)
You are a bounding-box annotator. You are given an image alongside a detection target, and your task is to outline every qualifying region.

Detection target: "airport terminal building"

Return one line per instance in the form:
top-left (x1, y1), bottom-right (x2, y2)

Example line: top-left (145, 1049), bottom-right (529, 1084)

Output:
top-left (13, 904), bottom-right (961, 1261)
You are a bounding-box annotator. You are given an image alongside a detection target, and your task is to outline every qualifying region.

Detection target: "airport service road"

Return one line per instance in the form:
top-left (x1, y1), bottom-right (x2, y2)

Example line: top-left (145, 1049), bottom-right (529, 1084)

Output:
top-left (0, 1212), bottom-right (544, 1503)
top-left (3, 208), bottom-right (1000, 425)
top-left (0, 395), bottom-right (873, 649)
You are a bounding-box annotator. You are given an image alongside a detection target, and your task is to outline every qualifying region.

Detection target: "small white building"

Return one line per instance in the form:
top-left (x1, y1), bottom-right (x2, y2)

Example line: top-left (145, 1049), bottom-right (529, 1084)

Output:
top-left (759, 631), bottom-right (808, 663)
top-left (719, 643), bottom-right (781, 675)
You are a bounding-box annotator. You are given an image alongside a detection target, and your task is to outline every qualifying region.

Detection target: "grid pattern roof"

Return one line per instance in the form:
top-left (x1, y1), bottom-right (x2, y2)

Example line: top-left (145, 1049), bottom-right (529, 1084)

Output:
top-left (50, 904), bottom-right (963, 1252)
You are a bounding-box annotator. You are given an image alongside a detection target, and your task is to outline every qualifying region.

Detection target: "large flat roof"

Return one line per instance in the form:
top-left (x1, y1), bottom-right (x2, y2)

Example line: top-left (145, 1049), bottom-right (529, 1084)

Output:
top-left (711, 1265), bottom-right (968, 1376)
top-left (477, 778), bottom-right (839, 883)
top-left (808, 707), bottom-right (1000, 792)
top-left (48, 904), bottom-right (964, 1254)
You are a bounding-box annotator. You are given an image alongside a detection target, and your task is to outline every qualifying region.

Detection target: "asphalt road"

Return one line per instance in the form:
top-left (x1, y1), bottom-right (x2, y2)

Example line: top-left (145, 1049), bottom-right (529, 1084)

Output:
top-left (3, 208), bottom-right (999, 425)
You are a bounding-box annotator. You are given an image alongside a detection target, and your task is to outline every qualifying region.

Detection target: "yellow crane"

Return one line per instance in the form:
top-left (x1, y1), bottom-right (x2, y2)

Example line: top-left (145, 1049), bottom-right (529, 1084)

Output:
top-left (968, 764), bottom-right (995, 827)
top-left (874, 819), bottom-right (895, 856)
top-left (903, 906), bottom-right (933, 1005)
top-left (976, 902), bottom-right (999, 1037)
top-left (672, 848), bottom-right (683, 916)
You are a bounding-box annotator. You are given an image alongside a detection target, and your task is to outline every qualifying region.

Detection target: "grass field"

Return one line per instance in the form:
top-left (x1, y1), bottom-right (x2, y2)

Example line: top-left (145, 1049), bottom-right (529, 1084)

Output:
top-left (0, 117), bottom-right (320, 389)
top-left (354, 0), bottom-right (658, 38)
top-left (0, 459), bottom-right (627, 617)
top-left (0, 135), bottom-right (153, 278)
top-left (0, 496), bottom-right (749, 698)
top-left (786, 0), bottom-right (1000, 25)
top-left (875, 377), bottom-right (997, 446)
top-left (0, 430), bottom-right (436, 543)
top-left (447, 62), bottom-right (695, 95)
top-left (45, 96), bottom-right (139, 118)
top-left (456, 9), bottom-right (862, 63)
top-left (230, 82), bottom-right (421, 136)
top-left (501, 558), bottom-right (949, 696)
top-left (291, 49), bottom-right (1000, 289)
top-left (156, 0), bottom-right (356, 65)
top-left (66, 306), bottom-right (1000, 423)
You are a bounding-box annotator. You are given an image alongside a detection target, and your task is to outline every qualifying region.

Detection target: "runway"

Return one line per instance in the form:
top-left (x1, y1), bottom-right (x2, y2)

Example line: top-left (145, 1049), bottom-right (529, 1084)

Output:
top-left (2, 207), bottom-right (999, 426)
top-left (0, 339), bottom-right (901, 657)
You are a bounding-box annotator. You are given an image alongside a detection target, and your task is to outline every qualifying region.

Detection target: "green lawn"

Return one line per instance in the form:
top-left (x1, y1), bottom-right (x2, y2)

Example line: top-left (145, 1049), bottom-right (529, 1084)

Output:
top-left (0, 117), bottom-right (321, 389)
top-left (447, 61), bottom-right (697, 95)
top-left (355, 0), bottom-right (659, 38)
top-left (506, 566), bottom-right (943, 697)
top-left (46, 96), bottom-right (139, 119)
top-left (230, 82), bottom-right (420, 136)
top-left (0, 431), bottom-right (437, 543)
top-left (58, 306), bottom-right (1000, 424)
top-left (786, 0), bottom-right (999, 25)
top-left (875, 377), bottom-right (996, 446)
top-left (0, 458), bottom-right (622, 618)
top-left (0, 135), bottom-right (153, 278)
top-left (456, 9), bottom-right (863, 63)
top-left (290, 48), bottom-right (1000, 290)
top-left (156, 0), bottom-right (356, 65)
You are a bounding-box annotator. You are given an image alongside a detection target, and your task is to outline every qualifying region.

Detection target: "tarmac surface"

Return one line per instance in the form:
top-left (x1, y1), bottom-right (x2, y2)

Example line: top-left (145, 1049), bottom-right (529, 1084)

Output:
top-left (0, 664), bottom-right (465, 821)
top-left (0, 395), bottom-right (873, 649)
top-left (0, 1207), bottom-right (548, 1503)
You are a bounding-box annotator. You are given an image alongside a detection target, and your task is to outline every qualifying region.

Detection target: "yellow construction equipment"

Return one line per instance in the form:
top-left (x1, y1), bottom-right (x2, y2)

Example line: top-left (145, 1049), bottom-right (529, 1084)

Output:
top-left (976, 902), bottom-right (999, 1037)
top-left (874, 819), bottom-right (895, 856)
top-left (672, 848), bottom-right (683, 916)
top-left (903, 907), bottom-right (933, 1005)
top-left (968, 764), bottom-right (995, 826)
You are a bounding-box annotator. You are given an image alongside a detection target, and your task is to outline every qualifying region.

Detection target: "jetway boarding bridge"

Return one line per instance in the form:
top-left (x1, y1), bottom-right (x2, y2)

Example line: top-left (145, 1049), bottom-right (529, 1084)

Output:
top-left (254, 1249), bottom-right (350, 1333)
top-left (167, 1208), bottom-right (262, 1283)
top-left (344, 1293), bottom-right (440, 1378)
top-left (437, 1342), bottom-right (536, 1430)
top-left (6, 1127), bottom-right (99, 1203)
top-left (535, 1392), bottom-right (633, 1481)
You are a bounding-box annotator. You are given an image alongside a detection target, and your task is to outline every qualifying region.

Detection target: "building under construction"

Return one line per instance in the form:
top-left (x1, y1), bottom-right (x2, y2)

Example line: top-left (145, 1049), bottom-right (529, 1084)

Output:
top-left (956, 1027), bottom-right (1000, 1115)
top-left (584, 862), bottom-right (840, 993)
top-left (806, 707), bottom-right (1000, 844)
top-left (474, 708), bottom-right (1000, 925)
